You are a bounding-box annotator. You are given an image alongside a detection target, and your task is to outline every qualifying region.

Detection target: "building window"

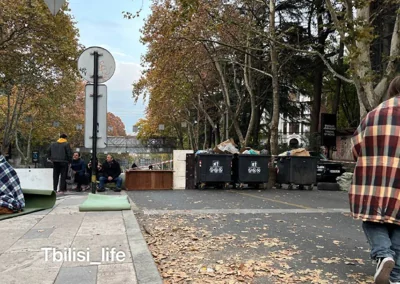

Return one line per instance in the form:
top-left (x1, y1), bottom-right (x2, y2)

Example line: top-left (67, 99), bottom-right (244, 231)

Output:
top-left (289, 122), bottom-right (300, 134)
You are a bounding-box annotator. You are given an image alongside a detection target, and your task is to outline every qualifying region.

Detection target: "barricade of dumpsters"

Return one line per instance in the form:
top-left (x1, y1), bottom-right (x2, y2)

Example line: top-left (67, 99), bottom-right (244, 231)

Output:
top-left (193, 139), bottom-right (318, 190)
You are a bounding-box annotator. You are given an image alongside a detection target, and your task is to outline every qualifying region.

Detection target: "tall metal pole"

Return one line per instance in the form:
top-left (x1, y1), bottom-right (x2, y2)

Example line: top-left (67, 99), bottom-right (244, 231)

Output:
top-left (91, 51), bottom-right (99, 194)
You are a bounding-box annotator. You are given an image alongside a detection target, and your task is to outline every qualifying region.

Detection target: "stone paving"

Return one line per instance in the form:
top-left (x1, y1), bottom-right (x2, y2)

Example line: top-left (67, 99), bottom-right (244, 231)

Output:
top-left (0, 192), bottom-right (162, 284)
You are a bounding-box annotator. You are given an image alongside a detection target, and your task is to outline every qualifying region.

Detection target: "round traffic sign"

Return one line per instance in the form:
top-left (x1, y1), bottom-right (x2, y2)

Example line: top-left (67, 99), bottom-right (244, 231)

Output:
top-left (77, 46), bottom-right (116, 83)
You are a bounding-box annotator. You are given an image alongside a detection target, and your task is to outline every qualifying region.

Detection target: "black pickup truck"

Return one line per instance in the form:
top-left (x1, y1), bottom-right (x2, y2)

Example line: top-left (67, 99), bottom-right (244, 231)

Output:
top-left (308, 151), bottom-right (346, 183)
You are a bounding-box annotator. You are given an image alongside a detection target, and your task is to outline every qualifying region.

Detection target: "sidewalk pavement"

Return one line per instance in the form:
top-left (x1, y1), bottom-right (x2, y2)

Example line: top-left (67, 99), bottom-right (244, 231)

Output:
top-left (0, 191), bottom-right (162, 284)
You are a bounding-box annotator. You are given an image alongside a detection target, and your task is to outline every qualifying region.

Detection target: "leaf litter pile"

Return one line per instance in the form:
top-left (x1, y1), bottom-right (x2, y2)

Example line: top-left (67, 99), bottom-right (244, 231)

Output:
top-left (137, 213), bottom-right (373, 283)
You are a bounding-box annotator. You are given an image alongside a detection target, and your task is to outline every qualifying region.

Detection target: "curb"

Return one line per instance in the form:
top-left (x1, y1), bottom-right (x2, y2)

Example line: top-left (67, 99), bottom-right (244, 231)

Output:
top-left (122, 192), bottom-right (162, 284)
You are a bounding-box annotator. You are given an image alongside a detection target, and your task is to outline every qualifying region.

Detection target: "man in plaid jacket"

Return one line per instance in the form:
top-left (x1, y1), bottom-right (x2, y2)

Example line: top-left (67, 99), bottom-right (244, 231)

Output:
top-left (351, 76), bottom-right (400, 284)
top-left (0, 154), bottom-right (25, 214)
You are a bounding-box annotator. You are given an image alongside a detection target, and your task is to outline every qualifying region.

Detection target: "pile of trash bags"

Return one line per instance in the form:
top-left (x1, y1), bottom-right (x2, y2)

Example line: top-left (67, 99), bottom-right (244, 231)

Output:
top-left (195, 139), bottom-right (262, 155)
top-left (278, 148), bottom-right (310, 157)
top-left (195, 139), bottom-right (313, 157)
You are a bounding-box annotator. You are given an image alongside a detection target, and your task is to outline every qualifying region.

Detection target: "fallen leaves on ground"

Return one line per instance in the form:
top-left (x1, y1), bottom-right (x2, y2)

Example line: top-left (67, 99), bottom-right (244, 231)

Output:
top-left (138, 214), bottom-right (373, 283)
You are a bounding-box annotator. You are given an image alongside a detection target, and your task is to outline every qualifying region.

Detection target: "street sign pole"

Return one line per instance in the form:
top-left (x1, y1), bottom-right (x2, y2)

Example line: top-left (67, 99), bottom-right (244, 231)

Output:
top-left (77, 46), bottom-right (115, 194)
top-left (44, 0), bottom-right (66, 16)
top-left (91, 51), bottom-right (100, 194)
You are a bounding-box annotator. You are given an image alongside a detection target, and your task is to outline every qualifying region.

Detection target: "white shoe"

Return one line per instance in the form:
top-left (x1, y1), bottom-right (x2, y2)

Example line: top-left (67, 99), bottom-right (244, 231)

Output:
top-left (390, 281), bottom-right (400, 284)
top-left (375, 257), bottom-right (395, 284)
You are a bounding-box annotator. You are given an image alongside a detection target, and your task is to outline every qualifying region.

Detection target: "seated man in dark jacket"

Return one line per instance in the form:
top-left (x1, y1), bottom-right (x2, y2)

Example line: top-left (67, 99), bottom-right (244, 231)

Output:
top-left (71, 152), bottom-right (89, 192)
top-left (99, 154), bottom-right (122, 192)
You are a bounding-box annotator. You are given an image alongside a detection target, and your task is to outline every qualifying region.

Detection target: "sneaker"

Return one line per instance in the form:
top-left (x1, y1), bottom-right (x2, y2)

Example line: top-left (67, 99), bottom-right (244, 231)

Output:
top-left (390, 281), bottom-right (400, 284)
top-left (81, 185), bottom-right (90, 192)
top-left (97, 187), bottom-right (106, 192)
top-left (375, 257), bottom-right (395, 284)
top-left (113, 188), bottom-right (121, 192)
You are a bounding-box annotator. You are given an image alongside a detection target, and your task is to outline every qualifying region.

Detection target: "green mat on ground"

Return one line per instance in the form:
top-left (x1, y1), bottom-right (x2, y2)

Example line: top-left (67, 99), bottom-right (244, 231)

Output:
top-left (0, 189), bottom-right (56, 221)
top-left (79, 193), bottom-right (131, 212)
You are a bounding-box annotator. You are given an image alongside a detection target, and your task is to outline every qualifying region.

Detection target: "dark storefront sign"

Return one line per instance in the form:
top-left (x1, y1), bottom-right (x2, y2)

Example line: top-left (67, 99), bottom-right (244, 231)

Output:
top-left (321, 113), bottom-right (337, 147)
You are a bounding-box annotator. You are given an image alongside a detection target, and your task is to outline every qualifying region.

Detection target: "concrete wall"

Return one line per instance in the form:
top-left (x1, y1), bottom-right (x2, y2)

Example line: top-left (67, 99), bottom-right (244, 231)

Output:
top-left (333, 136), bottom-right (353, 161)
top-left (173, 150), bottom-right (193, 190)
top-left (15, 169), bottom-right (54, 190)
top-left (14, 169), bottom-right (126, 191)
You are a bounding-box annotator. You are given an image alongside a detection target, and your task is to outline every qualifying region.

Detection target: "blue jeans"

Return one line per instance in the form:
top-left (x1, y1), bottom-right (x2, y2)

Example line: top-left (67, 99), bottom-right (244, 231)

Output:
top-left (363, 221), bottom-right (400, 282)
top-left (98, 176), bottom-right (122, 189)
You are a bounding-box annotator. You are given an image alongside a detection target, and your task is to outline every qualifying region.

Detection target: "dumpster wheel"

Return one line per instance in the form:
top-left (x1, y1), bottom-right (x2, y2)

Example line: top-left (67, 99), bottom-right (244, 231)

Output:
top-left (238, 183), bottom-right (245, 190)
top-left (199, 183), bottom-right (206, 190)
top-left (223, 183), bottom-right (230, 190)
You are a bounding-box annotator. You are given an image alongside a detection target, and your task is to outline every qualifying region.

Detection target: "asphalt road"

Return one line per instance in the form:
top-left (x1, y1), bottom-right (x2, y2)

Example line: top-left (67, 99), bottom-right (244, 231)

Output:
top-left (128, 189), bottom-right (375, 283)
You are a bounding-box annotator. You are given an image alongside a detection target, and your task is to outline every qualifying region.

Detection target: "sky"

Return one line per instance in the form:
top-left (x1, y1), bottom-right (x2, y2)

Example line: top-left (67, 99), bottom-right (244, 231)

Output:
top-left (68, 0), bottom-right (151, 134)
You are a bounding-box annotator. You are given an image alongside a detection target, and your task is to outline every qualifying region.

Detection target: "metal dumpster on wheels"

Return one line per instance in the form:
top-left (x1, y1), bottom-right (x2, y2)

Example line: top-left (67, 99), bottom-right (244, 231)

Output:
top-left (195, 154), bottom-right (232, 189)
top-left (232, 154), bottom-right (270, 189)
top-left (275, 156), bottom-right (318, 190)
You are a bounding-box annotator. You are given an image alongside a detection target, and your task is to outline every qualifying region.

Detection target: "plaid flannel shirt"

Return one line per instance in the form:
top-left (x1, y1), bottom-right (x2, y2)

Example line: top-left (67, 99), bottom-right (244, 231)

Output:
top-left (0, 155), bottom-right (25, 211)
top-left (350, 96), bottom-right (400, 225)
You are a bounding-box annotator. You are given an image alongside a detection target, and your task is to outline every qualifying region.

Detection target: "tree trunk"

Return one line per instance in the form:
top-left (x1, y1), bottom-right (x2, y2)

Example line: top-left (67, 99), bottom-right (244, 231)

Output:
top-left (243, 40), bottom-right (257, 147)
top-left (216, 123), bottom-right (221, 146)
top-left (203, 120), bottom-right (207, 149)
top-left (213, 59), bottom-right (245, 145)
top-left (310, 0), bottom-right (325, 150)
top-left (195, 100), bottom-right (200, 149)
top-left (252, 105), bottom-right (261, 147)
top-left (187, 126), bottom-right (193, 150)
top-left (267, 0), bottom-right (279, 189)
top-left (332, 41), bottom-right (344, 114)
top-left (209, 125), bottom-right (213, 149)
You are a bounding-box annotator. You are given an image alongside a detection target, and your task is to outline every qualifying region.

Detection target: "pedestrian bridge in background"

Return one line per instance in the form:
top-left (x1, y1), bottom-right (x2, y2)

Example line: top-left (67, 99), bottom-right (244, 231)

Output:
top-left (77, 136), bottom-right (176, 154)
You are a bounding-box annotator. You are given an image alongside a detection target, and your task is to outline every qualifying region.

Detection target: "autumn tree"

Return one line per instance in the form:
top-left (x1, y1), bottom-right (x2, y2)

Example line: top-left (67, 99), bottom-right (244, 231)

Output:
top-left (107, 113), bottom-right (127, 136)
top-left (0, 0), bottom-right (82, 157)
top-left (325, 0), bottom-right (400, 116)
top-left (133, 0), bottom-right (282, 148)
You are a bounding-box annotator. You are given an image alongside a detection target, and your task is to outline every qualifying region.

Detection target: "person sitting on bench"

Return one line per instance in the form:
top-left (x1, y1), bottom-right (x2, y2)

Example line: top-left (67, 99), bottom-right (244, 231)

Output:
top-left (98, 154), bottom-right (122, 192)
top-left (71, 152), bottom-right (90, 192)
top-left (87, 158), bottom-right (103, 182)
top-left (0, 153), bottom-right (25, 214)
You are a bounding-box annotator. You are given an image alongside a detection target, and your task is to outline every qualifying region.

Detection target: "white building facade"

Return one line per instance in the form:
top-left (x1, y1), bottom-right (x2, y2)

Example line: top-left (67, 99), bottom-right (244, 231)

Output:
top-left (278, 93), bottom-right (311, 148)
